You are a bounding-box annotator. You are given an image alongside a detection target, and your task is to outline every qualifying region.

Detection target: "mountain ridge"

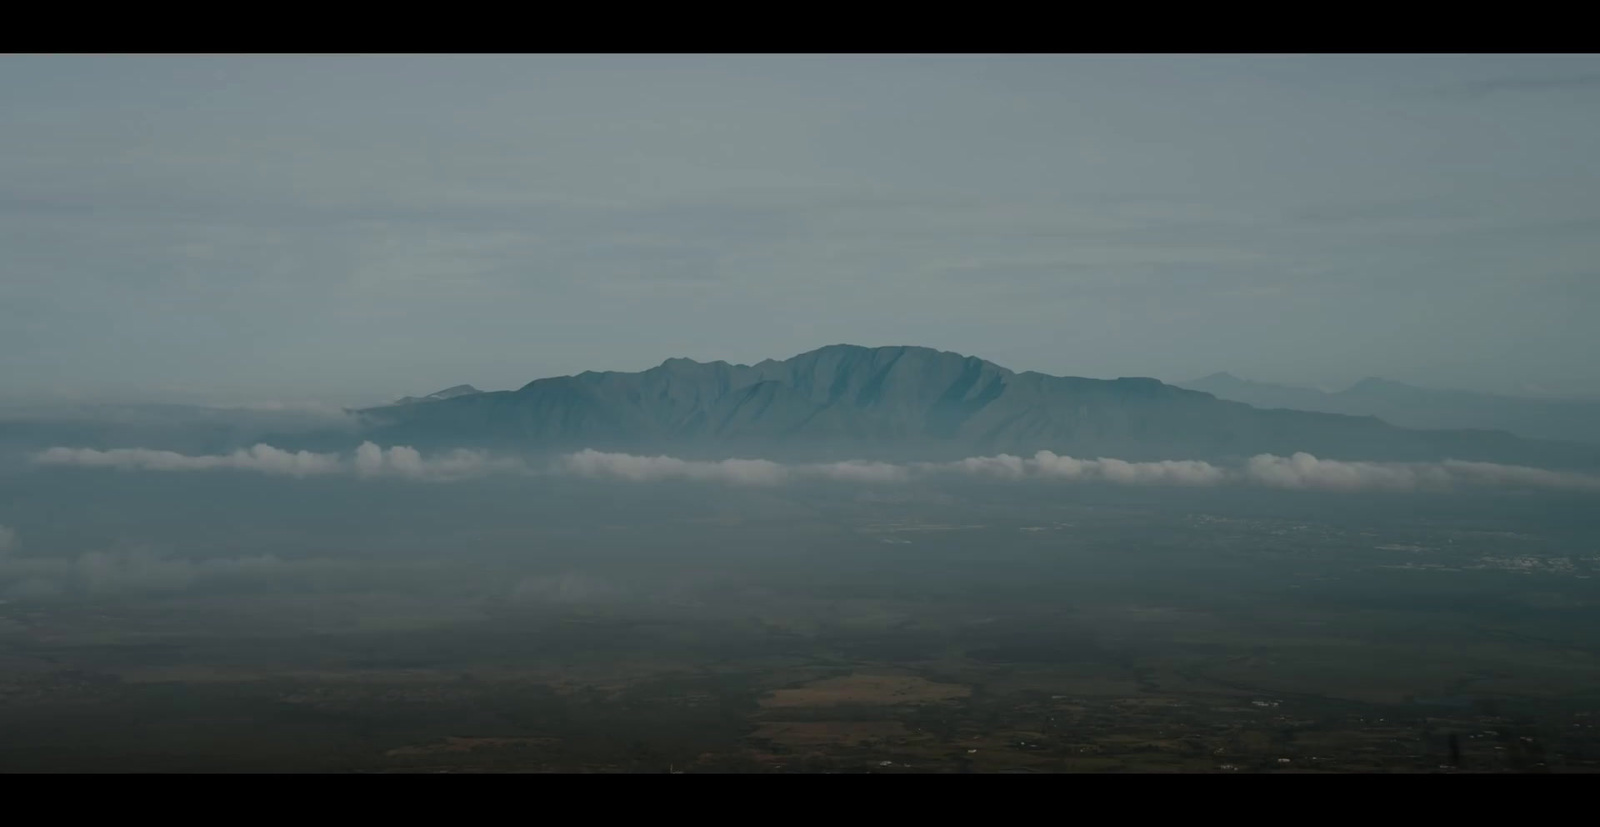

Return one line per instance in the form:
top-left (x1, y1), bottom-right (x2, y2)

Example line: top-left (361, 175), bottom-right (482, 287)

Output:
top-left (352, 345), bottom-right (1600, 469)
top-left (1181, 371), bottom-right (1600, 446)
top-left (392, 384), bottom-right (484, 406)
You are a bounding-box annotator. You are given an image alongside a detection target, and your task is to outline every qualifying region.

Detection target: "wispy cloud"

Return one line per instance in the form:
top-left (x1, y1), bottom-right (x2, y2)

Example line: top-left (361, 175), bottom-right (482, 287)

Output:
top-left (1244, 452), bottom-right (1600, 494)
top-left (553, 449), bottom-right (1600, 494)
top-left (559, 450), bottom-right (914, 485)
top-left (924, 450), bottom-right (1226, 486)
top-left (28, 443), bottom-right (1600, 495)
top-left (34, 444), bottom-right (344, 477)
top-left (353, 442), bottom-right (526, 481)
top-left (558, 449), bottom-right (787, 485)
top-left (33, 441), bottom-right (524, 482)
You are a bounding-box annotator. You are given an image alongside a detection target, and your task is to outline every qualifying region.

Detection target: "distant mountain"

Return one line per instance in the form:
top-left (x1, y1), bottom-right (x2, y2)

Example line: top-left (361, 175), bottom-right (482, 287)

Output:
top-left (391, 385), bottom-right (483, 406)
top-left (352, 345), bottom-right (1600, 469)
top-left (1182, 373), bottom-right (1600, 446)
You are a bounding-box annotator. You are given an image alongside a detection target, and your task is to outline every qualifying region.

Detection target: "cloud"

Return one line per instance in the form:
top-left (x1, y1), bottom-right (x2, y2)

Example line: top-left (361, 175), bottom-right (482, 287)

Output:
top-left (801, 460), bottom-right (911, 483)
top-left (33, 441), bottom-right (525, 482)
top-left (1243, 452), bottom-right (1441, 492)
top-left (558, 449), bottom-right (788, 485)
top-left (0, 524), bottom-right (16, 556)
top-left (353, 441), bottom-right (524, 481)
top-left (551, 448), bottom-right (1600, 495)
top-left (919, 450), bottom-right (1227, 486)
top-left (559, 449), bottom-right (1236, 489)
top-left (1029, 451), bottom-right (1226, 486)
top-left (1243, 452), bottom-right (1600, 494)
top-left (34, 444), bottom-right (343, 477)
top-left (28, 442), bottom-right (1600, 495)
top-left (559, 452), bottom-right (909, 485)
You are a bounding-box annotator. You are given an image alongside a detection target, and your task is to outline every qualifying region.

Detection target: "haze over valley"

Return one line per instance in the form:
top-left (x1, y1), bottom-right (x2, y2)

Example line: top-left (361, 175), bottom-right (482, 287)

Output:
top-left (4, 54), bottom-right (1599, 774)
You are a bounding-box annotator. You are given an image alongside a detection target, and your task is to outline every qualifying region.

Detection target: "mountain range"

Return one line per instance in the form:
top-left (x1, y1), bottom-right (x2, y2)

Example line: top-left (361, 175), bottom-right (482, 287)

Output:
top-left (351, 345), bottom-right (1600, 469)
top-left (392, 385), bottom-right (483, 407)
top-left (1180, 373), bottom-right (1600, 446)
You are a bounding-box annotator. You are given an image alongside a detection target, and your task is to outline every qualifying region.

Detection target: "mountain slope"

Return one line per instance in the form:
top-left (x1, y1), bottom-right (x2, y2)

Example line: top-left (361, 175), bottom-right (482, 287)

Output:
top-left (392, 384), bottom-right (484, 406)
top-left (1182, 373), bottom-right (1600, 446)
top-left (350, 345), bottom-right (1600, 469)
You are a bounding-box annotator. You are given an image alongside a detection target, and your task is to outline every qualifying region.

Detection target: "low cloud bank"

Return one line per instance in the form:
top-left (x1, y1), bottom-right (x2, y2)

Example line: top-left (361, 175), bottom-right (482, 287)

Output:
top-left (931, 450), bottom-right (1225, 486)
top-left (28, 442), bottom-right (1600, 494)
top-left (561, 448), bottom-right (1600, 494)
top-left (35, 444), bottom-right (343, 477)
top-left (557, 450), bottom-right (912, 486)
top-left (353, 442), bottom-right (525, 481)
top-left (35, 442), bottom-right (523, 481)
top-left (1244, 452), bottom-right (1600, 493)
top-left (559, 449), bottom-right (787, 485)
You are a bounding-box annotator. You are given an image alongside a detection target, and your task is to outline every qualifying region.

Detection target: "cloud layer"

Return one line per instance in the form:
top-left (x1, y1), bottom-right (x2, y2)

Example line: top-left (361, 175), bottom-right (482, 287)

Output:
top-left (353, 442), bottom-right (526, 481)
top-left (34, 444), bottom-right (343, 477)
top-left (558, 448), bottom-right (1600, 494)
top-left (931, 450), bottom-right (1226, 486)
top-left (1244, 452), bottom-right (1600, 493)
top-left (35, 441), bottom-right (523, 482)
top-left (558, 449), bottom-right (787, 485)
top-left (29, 443), bottom-right (1600, 495)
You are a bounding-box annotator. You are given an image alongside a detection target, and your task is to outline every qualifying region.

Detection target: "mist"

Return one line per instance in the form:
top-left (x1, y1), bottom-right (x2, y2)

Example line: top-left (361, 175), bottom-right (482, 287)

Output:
top-left (4, 54), bottom-right (1599, 774)
top-left (30, 442), bottom-right (1600, 495)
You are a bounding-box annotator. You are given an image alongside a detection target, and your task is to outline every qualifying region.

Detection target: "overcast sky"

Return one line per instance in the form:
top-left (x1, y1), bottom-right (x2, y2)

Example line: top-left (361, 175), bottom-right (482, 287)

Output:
top-left (3, 54), bottom-right (1598, 406)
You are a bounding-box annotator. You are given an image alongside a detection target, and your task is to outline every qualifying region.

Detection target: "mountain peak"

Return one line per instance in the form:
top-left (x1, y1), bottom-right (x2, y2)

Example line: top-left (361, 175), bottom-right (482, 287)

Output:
top-left (392, 384), bottom-right (483, 406)
top-left (352, 344), bottom-right (1600, 468)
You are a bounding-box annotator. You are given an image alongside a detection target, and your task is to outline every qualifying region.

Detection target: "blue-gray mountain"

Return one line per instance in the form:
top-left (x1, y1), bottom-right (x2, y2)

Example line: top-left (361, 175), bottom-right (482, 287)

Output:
top-left (353, 345), bottom-right (1600, 469)
top-left (391, 385), bottom-right (483, 407)
top-left (1182, 373), bottom-right (1600, 446)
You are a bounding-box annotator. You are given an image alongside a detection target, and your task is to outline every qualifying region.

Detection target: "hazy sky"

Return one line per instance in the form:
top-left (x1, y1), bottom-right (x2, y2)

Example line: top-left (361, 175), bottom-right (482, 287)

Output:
top-left (3, 54), bottom-right (1598, 406)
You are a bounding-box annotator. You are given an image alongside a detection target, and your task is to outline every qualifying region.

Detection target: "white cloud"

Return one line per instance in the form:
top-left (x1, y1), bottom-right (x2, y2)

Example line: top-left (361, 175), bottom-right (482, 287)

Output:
top-left (558, 449), bottom-right (788, 485)
top-left (34, 444), bottom-right (343, 477)
top-left (801, 460), bottom-right (911, 483)
top-left (27, 442), bottom-right (1600, 495)
top-left (1245, 452), bottom-right (1600, 493)
top-left (552, 448), bottom-right (1600, 494)
top-left (352, 442), bottom-right (526, 482)
top-left (1243, 452), bottom-right (1442, 492)
top-left (1029, 450), bottom-right (1227, 486)
top-left (938, 454), bottom-right (1028, 479)
top-left (917, 450), bottom-right (1227, 486)
top-left (33, 441), bottom-right (524, 482)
